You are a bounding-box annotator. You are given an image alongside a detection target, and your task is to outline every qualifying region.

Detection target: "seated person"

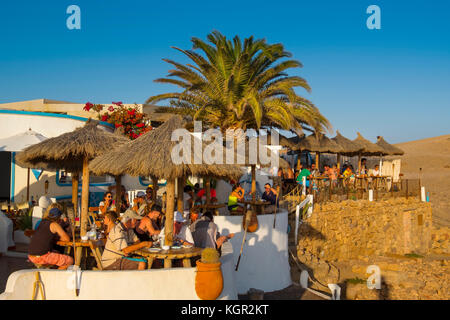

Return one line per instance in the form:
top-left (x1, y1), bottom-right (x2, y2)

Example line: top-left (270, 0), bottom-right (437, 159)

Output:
top-left (183, 185), bottom-right (195, 218)
top-left (296, 163), bottom-right (312, 188)
top-left (262, 183), bottom-right (279, 214)
top-left (28, 208), bottom-right (73, 269)
top-left (197, 186), bottom-right (217, 203)
top-left (132, 191), bottom-right (147, 216)
top-left (172, 211), bottom-right (194, 246)
top-left (134, 203), bottom-right (162, 242)
top-left (101, 210), bottom-right (152, 270)
top-left (119, 186), bottom-right (130, 213)
top-left (360, 158), bottom-right (368, 176)
top-left (189, 207), bottom-right (200, 223)
top-left (102, 211), bottom-right (117, 236)
top-left (145, 186), bottom-right (154, 202)
top-left (99, 192), bottom-right (116, 215)
top-left (343, 165), bottom-right (356, 184)
top-left (227, 183), bottom-right (245, 213)
top-left (190, 211), bottom-right (234, 249)
top-left (370, 164), bottom-right (381, 177)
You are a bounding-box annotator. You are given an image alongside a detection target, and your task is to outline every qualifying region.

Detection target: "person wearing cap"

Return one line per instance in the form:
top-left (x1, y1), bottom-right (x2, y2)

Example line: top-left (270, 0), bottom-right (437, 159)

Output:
top-left (173, 211), bottom-right (194, 246)
top-left (28, 207), bottom-right (73, 269)
top-left (132, 191), bottom-right (147, 216)
top-left (145, 186), bottom-right (154, 202)
top-left (101, 209), bottom-right (152, 270)
top-left (133, 203), bottom-right (162, 242)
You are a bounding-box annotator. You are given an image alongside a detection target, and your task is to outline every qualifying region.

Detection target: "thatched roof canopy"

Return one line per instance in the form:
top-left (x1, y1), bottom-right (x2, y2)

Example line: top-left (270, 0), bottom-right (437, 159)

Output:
top-left (221, 136), bottom-right (291, 169)
top-left (331, 130), bottom-right (364, 155)
top-left (16, 120), bottom-right (129, 171)
top-left (89, 116), bottom-right (243, 181)
top-left (291, 133), bottom-right (344, 153)
top-left (352, 132), bottom-right (387, 156)
top-left (376, 136), bottom-right (404, 156)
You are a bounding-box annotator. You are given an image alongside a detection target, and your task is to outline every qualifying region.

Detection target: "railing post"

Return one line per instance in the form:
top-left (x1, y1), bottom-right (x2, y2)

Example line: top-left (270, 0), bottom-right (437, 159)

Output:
top-left (406, 179), bottom-right (409, 199)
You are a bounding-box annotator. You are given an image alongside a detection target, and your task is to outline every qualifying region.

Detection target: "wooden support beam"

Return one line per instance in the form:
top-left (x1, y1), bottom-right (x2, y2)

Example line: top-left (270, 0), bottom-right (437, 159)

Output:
top-left (80, 157), bottom-right (90, 237)
top-left (72, 173), bottom-right (79, 217)
top-left (164, 179), bottom-right (175, 246)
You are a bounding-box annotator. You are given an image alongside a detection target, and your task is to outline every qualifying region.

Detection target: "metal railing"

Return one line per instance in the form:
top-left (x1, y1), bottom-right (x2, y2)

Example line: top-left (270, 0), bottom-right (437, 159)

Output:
top-left (282, 177), bottom-right (422, 206)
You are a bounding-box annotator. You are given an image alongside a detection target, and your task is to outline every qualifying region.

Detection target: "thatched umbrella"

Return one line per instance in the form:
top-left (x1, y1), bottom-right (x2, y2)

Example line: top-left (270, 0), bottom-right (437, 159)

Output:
top-left (331, 130), bottom-right (364, 170)
top-left (16, 120), bottom-right (129, 236)
top-left (351, 132), bottom-right (387, 174)
top-left (375, 136), bottom-right (404, 176)
top-left (290, 133), bottom-right (343, 169)
top-left (222, 136), bottom-right (290, 201)
top-left (375, 136), bottom-right (404, 156)
top-left (89, 115), bottom-right (243, 248)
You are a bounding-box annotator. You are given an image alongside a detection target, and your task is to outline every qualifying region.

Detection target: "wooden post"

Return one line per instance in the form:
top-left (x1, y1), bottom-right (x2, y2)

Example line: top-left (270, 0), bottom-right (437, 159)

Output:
top-left (205, 177), bottom-right (211, 204)
top-left (164, 179), bottom-right (175, 247)
top-left (337, 154), bottom-right (341, 172)
top-left (419, 168), bottom-right (422, 189)
top-left (316, 152), bottom-right (320, 171)
top-left (26, 168), bottom-right (30, 202)
top-left (80, 157), bottom-right (90, 237)
top-left (72, 173), bottom-right (79, 218)
top-left (358, 154), bottom-right (361, 176)
top-left (251, 165), bottom-right (256, 201)
top-left (406, 179), bottom-right (409, 199)
top-left (151, 176), bottom-right (158, 201)
top-left (115, 175), bottom-right (122, 213)
top-left (177, 176), bottom-right (185, 212)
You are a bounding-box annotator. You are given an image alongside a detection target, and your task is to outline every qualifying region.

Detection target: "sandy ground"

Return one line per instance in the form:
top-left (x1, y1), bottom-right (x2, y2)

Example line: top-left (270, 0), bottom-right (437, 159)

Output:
top-left (392, 134), bottom-right (450, 227)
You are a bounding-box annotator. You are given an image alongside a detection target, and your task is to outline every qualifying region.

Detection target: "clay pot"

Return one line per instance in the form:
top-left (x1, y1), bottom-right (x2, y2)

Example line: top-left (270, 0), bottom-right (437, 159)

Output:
top-left (195, 261), bottom-right (223, 300)
top-left (242, 212), bottom-right (258, 233)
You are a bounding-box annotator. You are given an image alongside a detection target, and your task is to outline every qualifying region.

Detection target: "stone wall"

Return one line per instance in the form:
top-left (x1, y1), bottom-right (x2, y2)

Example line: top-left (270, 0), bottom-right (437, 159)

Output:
top-left (297, 198), bottom-right (433, 262)
top-left (431, 227), bottom-right (450, 255)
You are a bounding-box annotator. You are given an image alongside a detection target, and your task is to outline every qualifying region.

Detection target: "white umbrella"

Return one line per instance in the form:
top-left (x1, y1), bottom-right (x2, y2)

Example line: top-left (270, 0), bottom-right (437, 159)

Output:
top-left (0, 129), bottom-right (48, 202)
top-left (0, 129), bottom-right (47, 152)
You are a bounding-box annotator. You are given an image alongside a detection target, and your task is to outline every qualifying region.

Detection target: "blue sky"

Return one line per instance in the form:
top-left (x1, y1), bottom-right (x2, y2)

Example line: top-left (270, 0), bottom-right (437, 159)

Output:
top-left (0, 0), bottom-right (449, 143)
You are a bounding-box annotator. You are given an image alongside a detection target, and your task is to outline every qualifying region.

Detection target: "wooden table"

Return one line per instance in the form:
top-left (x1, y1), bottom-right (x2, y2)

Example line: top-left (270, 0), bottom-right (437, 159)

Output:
top-left (57, 238), bottom-right (106, 270)
top-left (241, 200), bottom-right (271, 214)
top-left (192, 203), bottom-right (226, 215)
top-left (136, 246), bottom-right (203, 269)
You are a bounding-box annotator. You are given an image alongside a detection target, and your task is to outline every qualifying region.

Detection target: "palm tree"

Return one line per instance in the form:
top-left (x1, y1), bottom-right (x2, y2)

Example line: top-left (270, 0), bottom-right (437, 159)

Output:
top-left (147, 31), bottom-right (330, 134)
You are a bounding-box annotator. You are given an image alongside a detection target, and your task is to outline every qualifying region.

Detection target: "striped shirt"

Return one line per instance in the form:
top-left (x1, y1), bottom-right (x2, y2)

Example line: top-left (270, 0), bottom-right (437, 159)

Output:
top-left (101, 222), bottom-right (138, 268)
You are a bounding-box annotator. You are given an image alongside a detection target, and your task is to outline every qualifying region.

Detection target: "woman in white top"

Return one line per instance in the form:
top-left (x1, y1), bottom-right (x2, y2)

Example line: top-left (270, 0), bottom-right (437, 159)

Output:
top-left (371, 165), bottom-right (381, 177)
top-left (99, 192), bottom-right (116, 215)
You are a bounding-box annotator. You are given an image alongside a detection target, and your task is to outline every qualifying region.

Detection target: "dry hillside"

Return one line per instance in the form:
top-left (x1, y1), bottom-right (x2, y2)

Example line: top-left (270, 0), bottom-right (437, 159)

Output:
top-left (393, 134), bottom-right (450, 227)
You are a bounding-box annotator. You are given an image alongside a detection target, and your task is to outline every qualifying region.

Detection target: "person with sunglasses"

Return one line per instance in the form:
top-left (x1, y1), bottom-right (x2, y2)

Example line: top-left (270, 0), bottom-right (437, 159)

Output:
top-left (99, 192), bottom-right (116, 215)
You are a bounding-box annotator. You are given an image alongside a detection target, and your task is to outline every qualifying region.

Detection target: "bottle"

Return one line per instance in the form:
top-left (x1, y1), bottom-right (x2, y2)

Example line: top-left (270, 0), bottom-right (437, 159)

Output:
top-left (426, 192), bottom-right (430, 202)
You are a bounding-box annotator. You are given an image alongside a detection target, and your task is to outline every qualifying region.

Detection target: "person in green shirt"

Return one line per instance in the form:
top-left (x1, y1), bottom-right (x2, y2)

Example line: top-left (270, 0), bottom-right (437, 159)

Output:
top-left (296, 163), bottom-right (312, 188)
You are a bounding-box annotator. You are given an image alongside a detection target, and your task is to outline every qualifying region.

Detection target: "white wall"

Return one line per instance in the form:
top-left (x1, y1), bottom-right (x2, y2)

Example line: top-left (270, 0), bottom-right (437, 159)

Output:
top-left (214, 210), bottom-right (291, 293)
top-left (0, 242), bottom-right (238, 300)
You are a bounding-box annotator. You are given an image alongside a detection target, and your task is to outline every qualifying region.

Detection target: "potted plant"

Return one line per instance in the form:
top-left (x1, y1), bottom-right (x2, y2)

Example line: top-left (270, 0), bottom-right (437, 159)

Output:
top-left (195, 248), bottom-right (223, 300)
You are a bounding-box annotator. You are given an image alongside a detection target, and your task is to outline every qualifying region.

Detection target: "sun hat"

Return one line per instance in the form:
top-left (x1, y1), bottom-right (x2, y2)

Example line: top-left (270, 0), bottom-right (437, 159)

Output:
top-left (121, 209), bottom-right (144, 223)
top-left (48, 207), bottom-right (62, 219)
